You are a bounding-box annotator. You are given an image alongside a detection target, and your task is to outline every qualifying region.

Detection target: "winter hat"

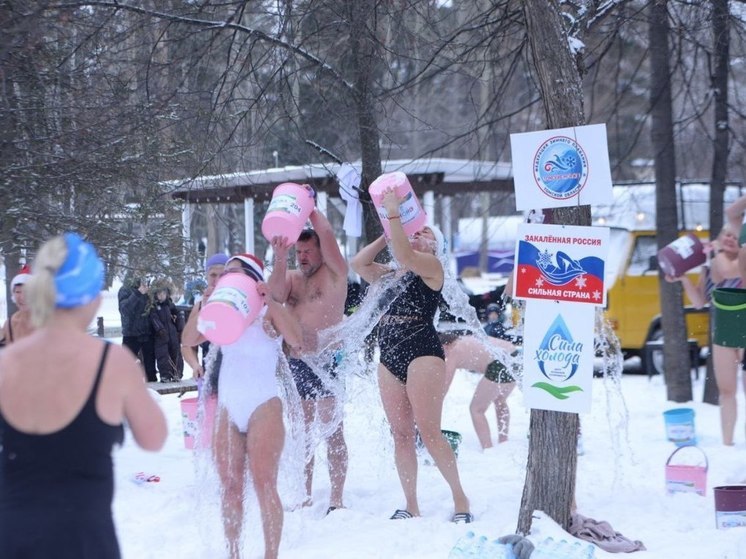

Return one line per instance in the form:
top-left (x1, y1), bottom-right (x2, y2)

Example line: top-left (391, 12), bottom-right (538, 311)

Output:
top-left (10, 264), bottom-right (31, 304)
top-left (54, 232), bottom-right (104, 308)
top-left (226, 253), bottom-right (264, 283)
top-left (11, 264), bottom-right (31, 288)
top-left (205, 253), bottom-right (229, 272)
top-left (426, 225), bottom-right (447, 258)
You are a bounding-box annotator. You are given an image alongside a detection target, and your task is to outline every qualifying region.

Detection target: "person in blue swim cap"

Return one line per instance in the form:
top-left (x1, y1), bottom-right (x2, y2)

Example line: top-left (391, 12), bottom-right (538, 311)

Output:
top-left (0, 232), bottom-right (167, 559)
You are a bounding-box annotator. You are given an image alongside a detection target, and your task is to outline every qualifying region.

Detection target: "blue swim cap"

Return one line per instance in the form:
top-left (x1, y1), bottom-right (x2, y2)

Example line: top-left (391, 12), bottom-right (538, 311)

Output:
top-left (54, 232), bottom-right (104, 308)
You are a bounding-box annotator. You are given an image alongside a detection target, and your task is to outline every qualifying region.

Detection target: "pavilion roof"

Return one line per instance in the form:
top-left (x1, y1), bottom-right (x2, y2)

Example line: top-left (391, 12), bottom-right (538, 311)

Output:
top-left (167, 158), bottom-right (514, 204)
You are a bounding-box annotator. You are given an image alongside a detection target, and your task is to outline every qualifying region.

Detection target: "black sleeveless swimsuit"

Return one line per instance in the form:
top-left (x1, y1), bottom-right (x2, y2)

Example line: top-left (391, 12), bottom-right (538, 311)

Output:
top-left (378, 272), bottom-right (445, 383)
top-left (0, 343), bottom-right (125, 558)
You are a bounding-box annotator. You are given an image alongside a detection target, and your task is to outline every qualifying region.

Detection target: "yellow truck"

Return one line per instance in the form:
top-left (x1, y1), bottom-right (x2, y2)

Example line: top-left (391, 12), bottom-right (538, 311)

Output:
top-left (604, 227), bottom-right (709, 372)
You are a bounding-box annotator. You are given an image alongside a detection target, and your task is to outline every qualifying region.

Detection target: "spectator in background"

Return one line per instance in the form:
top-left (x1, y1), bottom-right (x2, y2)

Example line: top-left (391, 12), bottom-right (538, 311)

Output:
top-left (1, 265), bottom-right (34, 346)
top-left (182, 253), bottom-right (228, 383)
top-left (148, 279), bottom-right (184, 383)
top-left (118, 276), bottom-right (157, 382)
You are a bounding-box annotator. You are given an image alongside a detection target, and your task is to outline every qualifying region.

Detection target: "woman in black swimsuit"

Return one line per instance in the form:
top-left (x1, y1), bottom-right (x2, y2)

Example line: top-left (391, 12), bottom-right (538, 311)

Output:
top-left (351, 187), bottom-right (472, 524)
top-left (0, 233), bottom-right (167, 559)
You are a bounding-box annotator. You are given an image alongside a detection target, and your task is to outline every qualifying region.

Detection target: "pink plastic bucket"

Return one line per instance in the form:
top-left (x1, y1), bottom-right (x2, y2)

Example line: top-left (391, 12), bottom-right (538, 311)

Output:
top-left (665, 445), bottom-right (707, 496)
top-left (198, 273), bottom-right (262, 346)
top-left (714, 486), bottom-right (746, 529)
top-left (180, 395), bottom-right (217, 450)
top-left (369, 172), bottom-right (427, 237)
top-left (261, 182), bottom-right (315, 243)
top-left (657, 233), bottom-right (705, 277)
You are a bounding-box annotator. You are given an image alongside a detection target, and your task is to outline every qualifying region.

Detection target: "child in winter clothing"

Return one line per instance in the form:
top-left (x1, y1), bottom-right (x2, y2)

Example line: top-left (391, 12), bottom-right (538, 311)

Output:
top-left (149, 281), bottom-right (184, 382)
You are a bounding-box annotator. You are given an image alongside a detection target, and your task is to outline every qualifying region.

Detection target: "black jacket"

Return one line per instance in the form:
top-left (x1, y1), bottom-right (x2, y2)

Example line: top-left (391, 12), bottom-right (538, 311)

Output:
top-left (118, 286), bottom-right (152, 338)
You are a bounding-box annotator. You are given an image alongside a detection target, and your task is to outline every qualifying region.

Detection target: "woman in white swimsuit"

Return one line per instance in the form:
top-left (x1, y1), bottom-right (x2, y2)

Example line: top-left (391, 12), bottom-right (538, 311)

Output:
top-left (183, 253), bottom-right (302, 559)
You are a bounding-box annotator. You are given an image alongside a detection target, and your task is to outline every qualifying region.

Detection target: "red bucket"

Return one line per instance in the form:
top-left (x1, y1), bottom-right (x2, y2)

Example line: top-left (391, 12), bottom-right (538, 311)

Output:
top-left (714, 486), bottom-right (746, 529)
top-left (665, 445), bottom-right (707, 496)
top-left (657, 233), bottom-right (705, 277)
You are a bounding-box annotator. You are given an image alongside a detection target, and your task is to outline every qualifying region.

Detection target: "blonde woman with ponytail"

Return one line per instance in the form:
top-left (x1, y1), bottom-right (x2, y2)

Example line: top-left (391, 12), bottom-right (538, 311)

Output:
top-left (0, 232), bottom-right (167, 559)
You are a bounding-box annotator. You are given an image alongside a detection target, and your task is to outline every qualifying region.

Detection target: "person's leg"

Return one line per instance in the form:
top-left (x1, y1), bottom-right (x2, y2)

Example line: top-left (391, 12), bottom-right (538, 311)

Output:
top-left (213, 406), bottom-right (246, 559)
top-left (300, 399), bottom-right (316, 506)
top-left (469, 377), bottom-right (500, 449)
top-left (443, 336), bottom-right (497, 391)
top-left (247, 398), bottom-right (285, 559)
top-left (317, 396), bottom-right (348, 509)
top-left (121, 336), bottom-right (139, 357)
top-left (493, 382), bottom-right (515, 443)
top-left (407, 356), bottom-right (470, 515)
top-left (140, 335), bottom-right (158, 382)
top-left (713, 343), bottom-right (741, 445)
top-left (378, 364), bottom-right (419, 515)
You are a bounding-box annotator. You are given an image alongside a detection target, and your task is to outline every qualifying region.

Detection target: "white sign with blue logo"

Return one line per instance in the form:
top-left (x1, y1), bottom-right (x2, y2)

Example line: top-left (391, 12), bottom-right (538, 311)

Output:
top-left (522, 299), bottom-right (595, 413)
top-left (510, 123), bottom-right (612, 210)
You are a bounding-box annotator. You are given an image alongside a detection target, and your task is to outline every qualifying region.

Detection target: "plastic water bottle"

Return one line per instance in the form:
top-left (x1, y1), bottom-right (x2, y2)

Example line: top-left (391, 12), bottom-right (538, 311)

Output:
top-left (533, 537), bottom-right (596, 559)
top-left (448, 532), bottom-right (490, 558)
top-left (481, 539), bottom-right (517, 558)
top-left (448, 531), bottom-right (476, 558)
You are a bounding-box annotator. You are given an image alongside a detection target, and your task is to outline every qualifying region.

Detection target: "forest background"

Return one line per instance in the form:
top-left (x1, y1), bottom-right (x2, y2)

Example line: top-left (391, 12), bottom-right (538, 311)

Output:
top-left (3, 0), bottom-right (746, 290)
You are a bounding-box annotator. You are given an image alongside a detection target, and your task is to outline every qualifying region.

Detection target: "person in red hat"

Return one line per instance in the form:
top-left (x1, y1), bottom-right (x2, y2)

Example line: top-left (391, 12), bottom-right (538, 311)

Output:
top-left (182, 252), bottom-right (302, 559)
top-left (1, 264), bottom-right (34, 346)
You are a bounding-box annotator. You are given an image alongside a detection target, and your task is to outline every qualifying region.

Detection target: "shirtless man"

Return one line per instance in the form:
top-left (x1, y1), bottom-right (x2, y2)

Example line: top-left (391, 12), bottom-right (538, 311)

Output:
top-left (268, 207), bottom-right (349, 514)
top-left (1, 265), bottom-right (34, 346)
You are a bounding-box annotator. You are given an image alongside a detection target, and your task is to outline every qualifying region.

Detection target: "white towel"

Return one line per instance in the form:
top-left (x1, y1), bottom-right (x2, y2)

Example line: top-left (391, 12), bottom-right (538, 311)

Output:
top-left (337, 163), bottom-right (363, 237)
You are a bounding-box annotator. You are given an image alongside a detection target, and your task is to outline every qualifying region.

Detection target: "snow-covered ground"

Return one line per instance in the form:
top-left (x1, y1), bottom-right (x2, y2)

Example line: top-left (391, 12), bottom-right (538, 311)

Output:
top-left (113, 359), bottom-right (746, 559)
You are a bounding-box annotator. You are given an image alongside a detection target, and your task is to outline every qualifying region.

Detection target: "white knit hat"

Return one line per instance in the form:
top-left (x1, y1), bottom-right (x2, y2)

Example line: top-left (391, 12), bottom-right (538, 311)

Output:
top-left (426, 225), bottom-right (447, 258)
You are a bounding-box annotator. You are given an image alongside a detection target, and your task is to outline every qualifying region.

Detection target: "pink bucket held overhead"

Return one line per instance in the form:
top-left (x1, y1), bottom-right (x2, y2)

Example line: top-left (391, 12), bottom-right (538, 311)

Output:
top-left (261, 182), bottom-right (316, 243)
top-left (197, 254), bottom-right (265, 346)
top-left (369, 171), bottom-right (427, 237)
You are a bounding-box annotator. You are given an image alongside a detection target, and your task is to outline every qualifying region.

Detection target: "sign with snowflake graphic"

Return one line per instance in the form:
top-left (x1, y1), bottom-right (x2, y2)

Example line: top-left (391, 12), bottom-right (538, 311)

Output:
top-left (512, 223), bottom-right (609, 306)
top-left (510, 123), bottom-right (613, 210)
top-left (522, 299), bottom-right (595, 413)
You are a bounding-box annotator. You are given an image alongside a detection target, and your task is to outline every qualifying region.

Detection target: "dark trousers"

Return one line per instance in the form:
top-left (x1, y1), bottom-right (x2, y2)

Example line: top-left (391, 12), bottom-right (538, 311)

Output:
top-left (122, 336), bottom-right (158, 382)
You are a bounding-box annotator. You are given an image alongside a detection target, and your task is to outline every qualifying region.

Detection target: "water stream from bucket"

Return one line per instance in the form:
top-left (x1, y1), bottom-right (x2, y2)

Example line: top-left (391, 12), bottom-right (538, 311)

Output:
top-left (188, 234), bottom-right (634, 553)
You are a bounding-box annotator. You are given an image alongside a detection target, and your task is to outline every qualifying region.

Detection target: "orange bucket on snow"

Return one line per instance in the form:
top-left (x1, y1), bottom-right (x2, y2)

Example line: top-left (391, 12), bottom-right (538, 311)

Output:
top-left (665, 445), bottom-right (707, 496)
top-left (180, 395), bottom-right (217, 450)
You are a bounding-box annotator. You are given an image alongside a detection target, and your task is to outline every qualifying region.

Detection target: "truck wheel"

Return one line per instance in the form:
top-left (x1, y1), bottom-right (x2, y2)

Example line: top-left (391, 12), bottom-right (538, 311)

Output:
top-left (640, 330), bottom-right (664, 376)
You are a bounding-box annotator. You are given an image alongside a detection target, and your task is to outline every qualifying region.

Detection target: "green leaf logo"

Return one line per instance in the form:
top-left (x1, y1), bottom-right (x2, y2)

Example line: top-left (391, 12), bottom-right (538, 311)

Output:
top-left (532, 382), bottom-right (583, 400)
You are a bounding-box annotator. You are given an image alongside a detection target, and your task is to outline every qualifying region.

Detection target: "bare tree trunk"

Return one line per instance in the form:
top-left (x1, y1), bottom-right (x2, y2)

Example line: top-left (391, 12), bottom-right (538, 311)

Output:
top-left (709, 0), bottom-right (729, 238)
top-left (704, 0), bottom-right (730, 405)
top-left (649, 0), bottom-right (693, 402)
top-left (347, 0), bottom-right (383, 243)
top-left (517, 0), bottom-right (586, 535)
